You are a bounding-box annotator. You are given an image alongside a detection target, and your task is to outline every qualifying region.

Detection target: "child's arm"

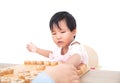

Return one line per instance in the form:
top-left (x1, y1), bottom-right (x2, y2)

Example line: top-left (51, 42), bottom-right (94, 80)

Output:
top-left (65, 42), bottom-right (88, 68)
top-left (66, 54), bottom-right (89, 76)
top-left (36, 48), bottom-right (52, 57)
top-left (65, 53), bottom-right (81, 68)
top-left (26, 42), bottom-right (52, 57)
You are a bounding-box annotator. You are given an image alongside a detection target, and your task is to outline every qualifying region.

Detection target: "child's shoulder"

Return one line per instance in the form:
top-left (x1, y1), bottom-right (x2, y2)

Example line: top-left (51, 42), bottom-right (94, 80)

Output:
top-left (70, 40), bottom-right (85, 48)
top-left (71, 40), bottom-right (80, 46)
top-left (71, 41), bottom-right (80, 46)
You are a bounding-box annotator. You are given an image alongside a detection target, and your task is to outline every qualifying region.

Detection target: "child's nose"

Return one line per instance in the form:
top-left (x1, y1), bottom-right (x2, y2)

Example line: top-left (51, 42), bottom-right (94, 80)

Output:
top-left (56, 34), bottom-right (61, 39)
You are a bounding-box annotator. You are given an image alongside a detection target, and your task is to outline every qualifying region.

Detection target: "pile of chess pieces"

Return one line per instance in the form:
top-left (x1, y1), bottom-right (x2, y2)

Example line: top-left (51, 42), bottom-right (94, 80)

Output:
top-left (0, 60), bottom-right (89, 83)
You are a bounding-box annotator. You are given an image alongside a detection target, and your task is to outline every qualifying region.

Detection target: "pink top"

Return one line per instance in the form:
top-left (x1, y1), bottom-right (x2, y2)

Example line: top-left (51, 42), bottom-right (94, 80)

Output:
top-left (49, 41), bottom-right (88, 64)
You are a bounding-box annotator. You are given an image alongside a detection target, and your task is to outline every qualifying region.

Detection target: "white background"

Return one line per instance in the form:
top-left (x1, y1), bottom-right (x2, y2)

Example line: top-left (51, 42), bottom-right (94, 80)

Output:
top-left (0, 0), bottom-right (120, 71)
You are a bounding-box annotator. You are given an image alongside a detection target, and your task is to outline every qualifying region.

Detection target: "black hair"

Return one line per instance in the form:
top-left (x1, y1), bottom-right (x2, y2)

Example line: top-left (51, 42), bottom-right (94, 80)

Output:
top-left (49, 11), bottom-right (76, 32)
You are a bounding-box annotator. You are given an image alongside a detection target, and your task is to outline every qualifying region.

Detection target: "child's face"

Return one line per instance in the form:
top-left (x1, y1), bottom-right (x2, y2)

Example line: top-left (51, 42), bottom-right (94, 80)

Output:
top-left (51, 20), bottom-right (76, 48)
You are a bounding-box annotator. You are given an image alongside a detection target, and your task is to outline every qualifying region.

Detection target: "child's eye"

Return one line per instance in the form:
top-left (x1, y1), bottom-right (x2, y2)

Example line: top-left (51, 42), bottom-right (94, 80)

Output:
top-left (61, 31), bottom-right (66, 33)
top-left (52, 32), bottom-right (56, 35)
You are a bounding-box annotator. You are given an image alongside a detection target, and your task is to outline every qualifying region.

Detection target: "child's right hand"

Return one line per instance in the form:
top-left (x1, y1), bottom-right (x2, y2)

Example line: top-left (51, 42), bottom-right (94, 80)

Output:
top-left (26, 42), bottom-right (38, 52)
top-left (44, 63), bottom-right (80, 83)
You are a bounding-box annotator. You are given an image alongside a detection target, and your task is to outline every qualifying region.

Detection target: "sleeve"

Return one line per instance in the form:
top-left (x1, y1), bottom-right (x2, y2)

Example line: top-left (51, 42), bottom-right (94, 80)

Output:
top-left (31, 72), bottom-right (55, 83)
top-left (70, 44), bottom-right (88, 64)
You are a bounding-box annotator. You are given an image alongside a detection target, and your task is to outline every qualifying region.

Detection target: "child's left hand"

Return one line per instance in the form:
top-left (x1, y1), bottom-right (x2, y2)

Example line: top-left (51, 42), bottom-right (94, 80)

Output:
top-left (26, 42), bottom-right (38, 52)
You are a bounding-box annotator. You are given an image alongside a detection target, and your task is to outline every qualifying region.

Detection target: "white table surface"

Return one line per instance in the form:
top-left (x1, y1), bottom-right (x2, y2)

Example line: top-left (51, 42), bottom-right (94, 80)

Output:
top-left (80, 70), bottom-right (120, 83)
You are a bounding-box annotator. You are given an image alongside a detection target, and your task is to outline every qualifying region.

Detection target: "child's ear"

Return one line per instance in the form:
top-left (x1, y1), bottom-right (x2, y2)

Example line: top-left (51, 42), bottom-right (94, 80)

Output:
top-left (72, 29), bottom-right (76, 35)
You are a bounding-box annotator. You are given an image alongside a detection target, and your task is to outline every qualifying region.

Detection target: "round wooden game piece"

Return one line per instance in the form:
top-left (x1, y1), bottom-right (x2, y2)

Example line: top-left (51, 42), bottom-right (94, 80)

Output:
top-left (25, 76), bottom-right (35, 83)
top-left (0, 77), bottom-right (10, 83)
top-left (50, 61), bottom-right (58, 66)
top-left (0, 70), bottom-right (4, 76)
top-left (43, 61), bottom-right (50, 66)
top-left (30, 71), bottom-right (39, 76)
top-left (36, 61), bottom-right (44, 65)
top-left (36, 65), bottom-right (46, 70)
top-left (24, 60), bottom-right (31, 65)
top-left (18, 73), bottom-right (26, 80)
top-left (77, 63), bottom-right (87, 70)
top-left (11, 78), bottom-right (25, 83)
top-left (1, 69), bottom-right (7, 75)
top-left (30, 61), bottom-right (37, 65)
top-left (76, 69), bottom-right (82, 75)
top-left (57, 61), bottom-right (64, 65)
top-left (6, 68), bottom-right (14, 74)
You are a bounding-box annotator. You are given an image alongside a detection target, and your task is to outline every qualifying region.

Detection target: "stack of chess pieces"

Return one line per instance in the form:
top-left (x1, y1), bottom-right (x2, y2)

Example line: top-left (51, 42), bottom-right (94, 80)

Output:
top-left (0, 60), bottom-right (89, 83)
